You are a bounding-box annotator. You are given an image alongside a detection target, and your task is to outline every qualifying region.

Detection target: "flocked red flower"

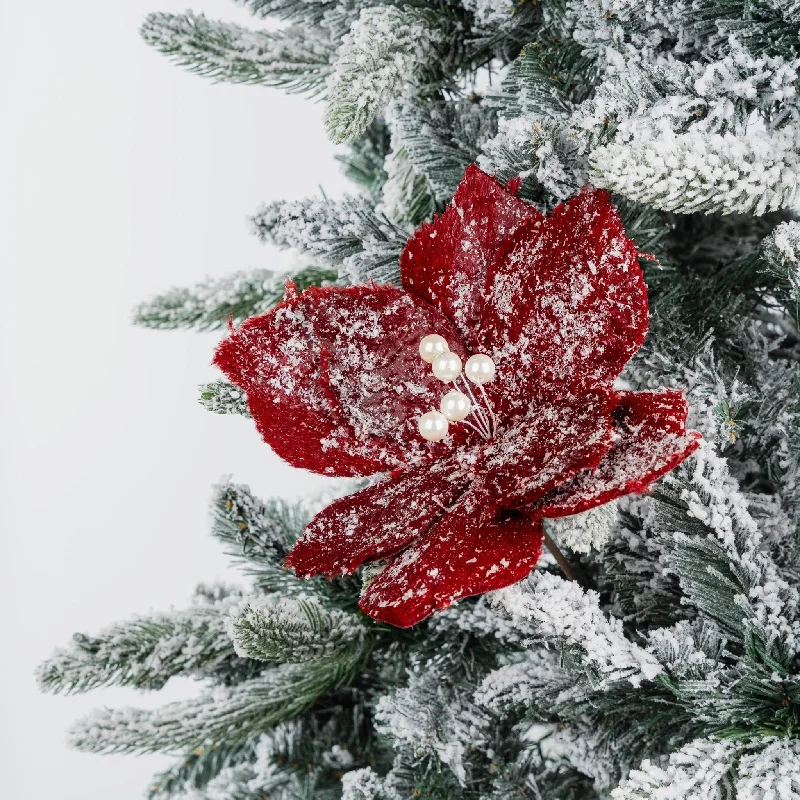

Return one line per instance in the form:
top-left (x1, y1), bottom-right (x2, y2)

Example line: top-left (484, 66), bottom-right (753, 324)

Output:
top-left (214, 166), bottom-right (701, 628)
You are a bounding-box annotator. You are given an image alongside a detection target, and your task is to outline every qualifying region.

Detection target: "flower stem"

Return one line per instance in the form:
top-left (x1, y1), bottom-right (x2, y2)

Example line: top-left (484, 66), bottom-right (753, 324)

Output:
top-left (542, 529), bottom-right (586, 587)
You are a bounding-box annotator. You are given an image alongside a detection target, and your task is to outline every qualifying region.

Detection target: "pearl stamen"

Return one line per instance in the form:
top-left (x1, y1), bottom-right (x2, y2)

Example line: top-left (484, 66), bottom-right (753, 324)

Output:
top-left (415, 343), bottom-right (499, 442)
top-left (440, 390), bottom-right (471, 421)
top-left (432, 351), bottom-right (462, 383)
top-left (464, 353), bottom-right (496, 385)
top-left (477, 383), bottom-right (498, 438)
top-left (418, 410), bottom-right (449, 442)
top-left (458, 375), bottom-right (492, 439)
top-left (419, 334), bottom-right (449, 364)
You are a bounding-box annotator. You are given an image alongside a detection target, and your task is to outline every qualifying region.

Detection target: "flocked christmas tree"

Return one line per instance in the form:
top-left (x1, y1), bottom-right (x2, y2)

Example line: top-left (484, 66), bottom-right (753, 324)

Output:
top-left (39, 1), bottom-right (800, 798)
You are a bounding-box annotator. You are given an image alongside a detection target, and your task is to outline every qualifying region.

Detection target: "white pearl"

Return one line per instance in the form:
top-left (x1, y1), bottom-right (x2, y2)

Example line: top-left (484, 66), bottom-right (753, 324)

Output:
top-left (418, 410), bottom-right (449, 442)
top-left (432, 351), bottom-right (462, 382)
top-left (418, 334), bottom-right (449, 364)
top-left (440, 390), bottom-right (471, 421)
top-left (464, 353), bottom-right (496, 385)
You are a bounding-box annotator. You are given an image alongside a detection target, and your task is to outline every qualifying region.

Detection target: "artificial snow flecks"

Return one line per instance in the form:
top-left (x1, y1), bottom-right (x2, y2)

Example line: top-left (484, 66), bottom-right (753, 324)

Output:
top-left (488, 573), bottom-right (663, 687)
top-left (324, 6), bottom-right (443, 144)
top-left (140, 11), bottom-right (334, 93)
top-left (226, 593), bottom-right (365, 662)
top-left (644, 620), bottom-right (724, 680)
top-left (251, 195), bottom-right (407, 286)
top-left (199, 379), bottom-right (251, 417)
top-left (36, 590), bottom-right (242, 694)
top-left (545, 499), bottom-right (619, 554)
top-left (375, 668), bottom-right (490, 786)
top-left (676, 440), bottom-right (800, 652)
top-left (461, 0), bottom-right (516, 28)
top-left (475, 647), bottom-right (577, 715)
top-left (762, 221), bottom-right (800, 311)
top-left (479, 116), bottom-right (588, 202)
top-left (552, 725), bottom-right (628, 794)
top-left (583, 50), bottom-right (800, 214)
top-left (547, 0), bottom-right (694, 71)
top-left (590, 125), bottom-right (800, 216)
top-left (429, 596), bottom-right (534, 647)
top-left (488, 31), bottom-right (800, 214)
top-left (735, 737), bottom-right (800, 800)
top-left (770, 221), bottom-right (800, 264)
top-left (611, 736), bottom-right (800, 800)
top-left (341, 767), bottom-right (402, 800)
top-left (217, 168), bottom-right (697, 627)
top-left (589, 49), bottom-right (800, 214)
top-left (610, 737), bottom-right (739, 799)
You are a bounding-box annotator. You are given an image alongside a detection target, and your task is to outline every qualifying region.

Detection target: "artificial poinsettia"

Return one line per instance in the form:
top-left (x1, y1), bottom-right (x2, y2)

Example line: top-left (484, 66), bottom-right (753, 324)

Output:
top-left (214, 166), bottom-right (701, 627)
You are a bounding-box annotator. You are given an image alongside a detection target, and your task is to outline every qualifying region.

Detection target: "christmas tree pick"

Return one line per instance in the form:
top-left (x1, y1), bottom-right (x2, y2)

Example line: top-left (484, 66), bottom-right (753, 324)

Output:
top-left (214, 166), bottom-right (700, 627)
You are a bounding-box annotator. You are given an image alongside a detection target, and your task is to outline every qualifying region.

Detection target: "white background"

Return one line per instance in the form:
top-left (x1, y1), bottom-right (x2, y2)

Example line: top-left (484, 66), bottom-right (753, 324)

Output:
top-left (0, 2), bottom-right (349, 796)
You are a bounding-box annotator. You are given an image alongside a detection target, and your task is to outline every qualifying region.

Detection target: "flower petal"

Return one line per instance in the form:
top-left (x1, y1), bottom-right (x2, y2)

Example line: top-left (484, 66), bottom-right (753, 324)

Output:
top-left (481, 389), bottom-right (614, 507)
top-left (359, 490), bottom-right (544, 627)
top-left (285, 454), bottom-right (471, 577)
top-left (400, 165), bottom-right (543, 349)
top-left (214, 285), bottom-right (468, 476)
top-left (535, 390), bottom-right (702, 517)
top-left (478, 188), bottom-right (648, 419)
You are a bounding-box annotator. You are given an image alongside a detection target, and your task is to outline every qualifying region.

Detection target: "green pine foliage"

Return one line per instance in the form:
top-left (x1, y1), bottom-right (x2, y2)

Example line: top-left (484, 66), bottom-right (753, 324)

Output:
top-left (134, 265), bottom-right (337, 331)
top-left (199, 379), bottom-right (252, 417)
top-left (140, 11), bottom-right (334, 92)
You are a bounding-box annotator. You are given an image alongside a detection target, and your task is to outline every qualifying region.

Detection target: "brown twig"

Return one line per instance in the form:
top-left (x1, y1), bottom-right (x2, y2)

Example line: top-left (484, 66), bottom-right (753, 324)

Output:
top-left (542, 529), bottom-right (586, 587)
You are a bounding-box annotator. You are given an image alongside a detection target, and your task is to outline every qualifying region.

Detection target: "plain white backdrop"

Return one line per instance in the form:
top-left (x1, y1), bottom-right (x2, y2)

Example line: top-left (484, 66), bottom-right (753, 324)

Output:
top-left (0, 2), bottom-right (349, 796)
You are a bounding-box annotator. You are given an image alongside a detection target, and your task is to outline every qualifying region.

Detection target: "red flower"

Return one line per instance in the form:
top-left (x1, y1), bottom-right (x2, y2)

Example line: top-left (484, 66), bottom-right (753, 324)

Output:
top-left (214, 166), bottom-right (700, 628)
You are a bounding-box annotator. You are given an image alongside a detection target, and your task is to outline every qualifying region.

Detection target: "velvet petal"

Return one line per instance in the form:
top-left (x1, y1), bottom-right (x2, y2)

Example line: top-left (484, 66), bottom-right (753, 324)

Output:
top-left (359, 490), bottom-right (544, 628)
top-left (285, 454), bottom-right (471, 577)
top-left (535, 390), bottom-right (702, 518)
top-left (400, 165), bottom-right (543, 349)
top-left (481, 389), bottom-right (614, 507)
top-left (478, 188), bottom-right (648, 420)
top-left (214, 285), bottom-right (467, 476)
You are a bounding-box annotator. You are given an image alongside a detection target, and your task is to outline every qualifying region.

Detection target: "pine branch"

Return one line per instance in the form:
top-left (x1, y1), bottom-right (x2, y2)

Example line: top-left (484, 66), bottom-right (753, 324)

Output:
top-left (238, 0), bottom-right (340, 25)
top-left (199, 380), bottom-right (251, 417)
top-left (148, 740), bottom-right (256, 799)
top-left (335, 118), bottom-right (391, 198)
top-left (37, 590), bottom-right (255, 693)
top-left (488, 572), bottom-right (664, 688)
top-left (141, 12), bottom-right (333, 93)
top-left (133, 265), bottom-right (336, 332)
top-left (324, 6), bottom-right (444, 144)
top-left (654, 442), bottom-right (800, 660)
top-left (211, 481), bottom-right (306, 593)
top-left (69, 655), bottom-right (365, 755)
top-left (227, 593), bottom-right (368, 662)
top-left (251, 195), bottom-right (408, 285)
top-left (382, 98), bottom-right (496, 225)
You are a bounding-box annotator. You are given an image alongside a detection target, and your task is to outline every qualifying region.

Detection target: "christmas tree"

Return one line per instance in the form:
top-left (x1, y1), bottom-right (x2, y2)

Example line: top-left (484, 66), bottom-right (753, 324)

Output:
top-left (39, 1), bottom-right (800, 798)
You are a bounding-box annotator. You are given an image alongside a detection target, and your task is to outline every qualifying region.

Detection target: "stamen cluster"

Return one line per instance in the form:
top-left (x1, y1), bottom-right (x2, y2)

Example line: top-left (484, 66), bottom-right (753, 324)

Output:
top-left (417, 334), bottom-right (497, 442)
